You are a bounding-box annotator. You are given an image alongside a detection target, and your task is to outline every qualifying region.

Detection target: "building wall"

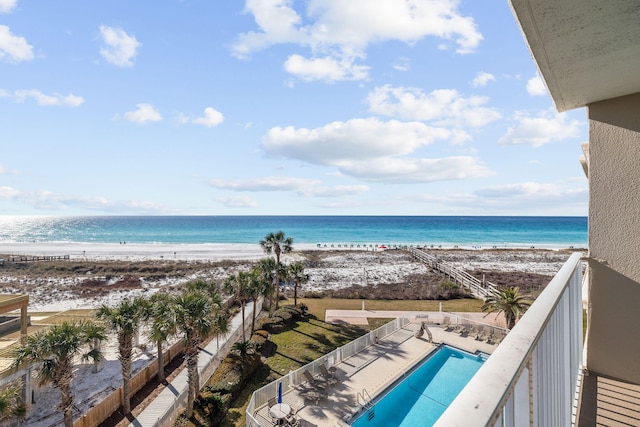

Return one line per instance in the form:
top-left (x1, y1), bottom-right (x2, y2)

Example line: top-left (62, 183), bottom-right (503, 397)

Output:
top-left (587, 91), bottom-right (640, 382)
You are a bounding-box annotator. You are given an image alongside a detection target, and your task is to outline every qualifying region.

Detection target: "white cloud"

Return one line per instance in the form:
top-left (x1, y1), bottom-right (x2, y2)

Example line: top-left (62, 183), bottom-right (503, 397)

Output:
top-left (211, 176), bottom-right (321, 192)
top-left (472, 182), bottom-right (588, 209)
top-left (472, 71), bottom-right (495, 87)
top-left (21, 190), bottom-right (110, 210)
top-left (0, 25), bottom-right (34, 63)
top-left (0, 186), bottom-right (19, 198)
top-left (0, 0), bottom-right (16, 14)
top-left (499, 109), bottom-right (582, 147)
top-left (0, 163), bottom-right (19, 175)
top-left (392, 57), bottom-right (410, 72)
top-left (210, 176), bottom-right (369, 197)
top-left (216, 195), bottom-right (259, 208)
top-left (261, 118), bottom-right (493, 183)
top-left (408, 181), bottom-right (588, 214)
top-left (338, 156), bottom-right (493, 183)
top-left (190, 107), bottom-right (225, 127)
top-left (367, 85), bottom-right (501, 128)
top-left (124, 103), bottom-right (162, 123)
top-left (526, 74), bottom-right (547, 96)
top-left (99, 25), bottom-right (141, 67)
top-left (284, 54), bottom-right (369, 82)
top-left (233, 0), bottom-right (482, 82)
top-left (0, 186), bottom-right (173, 213)
top-left (263, 117), bottom-right (454, 164)
top-left (299, 184), bottom-right (369, 197)
top-left (12, 89), bottom-right (84, 107)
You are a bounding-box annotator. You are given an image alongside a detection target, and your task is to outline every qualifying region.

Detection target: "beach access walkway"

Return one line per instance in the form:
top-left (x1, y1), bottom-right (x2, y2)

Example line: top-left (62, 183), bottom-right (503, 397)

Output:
top-left (128, 302), bottom-right (257, 427)
top-left (408, 248), bottom-right (499, 298)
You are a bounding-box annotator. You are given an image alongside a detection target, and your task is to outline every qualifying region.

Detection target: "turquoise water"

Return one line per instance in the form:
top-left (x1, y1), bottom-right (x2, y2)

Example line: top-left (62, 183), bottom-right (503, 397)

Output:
top-left (351, 346), bottom-right (488, 427)
top-left (0, 215), bottom-right (587, 247)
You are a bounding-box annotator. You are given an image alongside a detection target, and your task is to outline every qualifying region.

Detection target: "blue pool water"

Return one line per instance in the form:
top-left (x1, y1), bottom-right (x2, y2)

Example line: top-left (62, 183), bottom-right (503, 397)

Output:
top-left (351, 346), bottom-right (488, 427)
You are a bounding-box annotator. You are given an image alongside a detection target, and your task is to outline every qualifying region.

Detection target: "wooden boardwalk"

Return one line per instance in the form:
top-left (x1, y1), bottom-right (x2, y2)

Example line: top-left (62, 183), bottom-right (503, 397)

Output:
top-left (408, 248), bottom-right (498, 299)
top-left (2, 255), bottom-right (70, 263)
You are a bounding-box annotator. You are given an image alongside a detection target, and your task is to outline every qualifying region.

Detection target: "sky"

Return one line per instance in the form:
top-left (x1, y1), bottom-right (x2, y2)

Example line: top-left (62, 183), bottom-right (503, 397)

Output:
top-left (0, 0), bottom-right (588, 217)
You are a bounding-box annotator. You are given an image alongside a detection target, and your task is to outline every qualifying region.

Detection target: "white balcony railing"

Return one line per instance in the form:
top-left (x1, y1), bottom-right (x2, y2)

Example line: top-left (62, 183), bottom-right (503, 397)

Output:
top-left (434, 252), bottom-right (584, 427)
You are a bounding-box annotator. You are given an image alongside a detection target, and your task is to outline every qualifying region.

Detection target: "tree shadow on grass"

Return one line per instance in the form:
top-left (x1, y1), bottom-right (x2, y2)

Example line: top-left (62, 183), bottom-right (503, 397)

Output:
top-left (306, 315), bottom-right (367, 338)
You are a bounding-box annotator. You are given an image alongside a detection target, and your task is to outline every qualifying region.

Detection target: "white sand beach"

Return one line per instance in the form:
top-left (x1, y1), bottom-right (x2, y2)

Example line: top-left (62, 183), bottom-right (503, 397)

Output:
top-left (0, 242), bottom-right (581, 311)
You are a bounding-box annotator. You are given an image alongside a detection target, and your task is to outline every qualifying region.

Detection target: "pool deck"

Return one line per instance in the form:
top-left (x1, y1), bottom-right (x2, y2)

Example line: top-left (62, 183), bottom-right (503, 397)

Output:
top-left (254, 321), bottom-right (497, 427)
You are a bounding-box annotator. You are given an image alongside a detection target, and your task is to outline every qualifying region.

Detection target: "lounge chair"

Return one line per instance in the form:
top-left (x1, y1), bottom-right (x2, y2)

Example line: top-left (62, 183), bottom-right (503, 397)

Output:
top-left (458, 323), bottom-right (471, 336)
top-left (301, 388), bottom-right (326, 404)
top-left (320, 364), bottom-right (338, 384)
top-left (492, 330), bottom-right (505, 344)
top-left (474, 325), bottom-right (486, 341)
top-left (442, 316), bottom-right (455, 332)
top-left (452, 322), bottom-right (466, 334)
top-left (303, 370), bottom-right (327, 389)
top-left (298, 419), bottom-right (318, 427)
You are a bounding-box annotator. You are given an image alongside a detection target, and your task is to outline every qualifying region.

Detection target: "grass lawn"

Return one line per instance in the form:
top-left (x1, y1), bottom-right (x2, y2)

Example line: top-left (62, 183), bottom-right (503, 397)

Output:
top-left (219, 297), bottom-right (483, 426)
top-left (299, 297), bottom-right (484, 316)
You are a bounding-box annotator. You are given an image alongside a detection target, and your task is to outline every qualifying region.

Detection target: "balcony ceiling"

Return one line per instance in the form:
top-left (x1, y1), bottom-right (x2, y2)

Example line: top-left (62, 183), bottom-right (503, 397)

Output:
top-left (509, 0), bottom-right (640, 111)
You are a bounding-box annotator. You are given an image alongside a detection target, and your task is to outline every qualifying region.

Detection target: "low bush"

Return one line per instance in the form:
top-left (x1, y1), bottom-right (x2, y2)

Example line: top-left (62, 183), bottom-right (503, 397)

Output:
top-left (195, 351), bottom-right (262, 423)
top-left (250, 330), bottom-right (269, 351)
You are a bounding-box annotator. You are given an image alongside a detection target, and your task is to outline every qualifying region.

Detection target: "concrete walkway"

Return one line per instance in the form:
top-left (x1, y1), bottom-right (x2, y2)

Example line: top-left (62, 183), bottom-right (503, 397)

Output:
top-left (129, 304), bottom-right (255, 426)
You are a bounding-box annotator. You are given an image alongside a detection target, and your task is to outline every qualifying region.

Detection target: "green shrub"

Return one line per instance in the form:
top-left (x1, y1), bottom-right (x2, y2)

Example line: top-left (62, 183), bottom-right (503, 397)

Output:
top-left (253, 329), bottom-right (269, 339)
top-left (250, 330), bottom-right (269, 350)
top-left (274, 308), bottom-right (293, 323)
top-left (257, 316), bottom-right (284, 331)
top-left (434, 279), bottom-right (471, 300)
top-left (304, 291), bottom-right (325, 299)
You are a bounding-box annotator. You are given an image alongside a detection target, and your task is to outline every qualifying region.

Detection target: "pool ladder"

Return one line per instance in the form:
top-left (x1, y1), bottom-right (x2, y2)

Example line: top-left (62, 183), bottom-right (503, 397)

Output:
top-left (357, 388), bottom-right (374, 420)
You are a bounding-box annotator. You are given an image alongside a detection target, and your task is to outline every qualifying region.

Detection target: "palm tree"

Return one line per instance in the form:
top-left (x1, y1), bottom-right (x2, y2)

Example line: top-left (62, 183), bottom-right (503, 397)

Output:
top-left (247, 266), bottom-right (266, 334)
top-left (224, 270), bottom-right (253, 343)
top-left (260, 231), bottom-right (293, 310)
top-left (0, 384), bottom-right (25, 421)
top-left (256, 257), bottom-right (278, 316)
top-left (184, 278), bottom-right (218, 296)
top-left (96, 296), bottom-right (147, 415)
top-left (146, 292), bottom-right (177, 382)
top-left (174, 288), bottom-right (220, 418)
top-left (212, 308), bottom-right (230, 350)
top-left (12, 321), bottom-right (105, 427)
top-left (482, 286), bottom-right (532, 330)
top-left (288, 262), bottom-right (309, 306)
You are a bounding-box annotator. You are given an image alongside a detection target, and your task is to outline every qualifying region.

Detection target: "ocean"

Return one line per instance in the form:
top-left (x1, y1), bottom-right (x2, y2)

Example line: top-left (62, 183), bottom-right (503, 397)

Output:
top-left (0, 216), bottom-right (587, 248)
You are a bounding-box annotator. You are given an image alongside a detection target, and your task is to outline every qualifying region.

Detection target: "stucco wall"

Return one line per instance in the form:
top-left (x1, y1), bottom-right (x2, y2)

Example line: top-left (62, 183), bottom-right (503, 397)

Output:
top-left (587, 92), bottom-right (640, 382)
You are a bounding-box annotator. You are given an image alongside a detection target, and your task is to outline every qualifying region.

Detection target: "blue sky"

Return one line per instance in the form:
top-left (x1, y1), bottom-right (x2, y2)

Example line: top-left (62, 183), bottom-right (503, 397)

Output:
top-left (0, 0), bottom-right (588, 216)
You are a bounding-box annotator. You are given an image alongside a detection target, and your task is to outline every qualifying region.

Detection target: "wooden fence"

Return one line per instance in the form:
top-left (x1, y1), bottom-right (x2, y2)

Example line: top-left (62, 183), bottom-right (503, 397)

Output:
top-left (72, 339), bottom-right (185, 427)
top-left (3, 255), bottom-right (70, 263)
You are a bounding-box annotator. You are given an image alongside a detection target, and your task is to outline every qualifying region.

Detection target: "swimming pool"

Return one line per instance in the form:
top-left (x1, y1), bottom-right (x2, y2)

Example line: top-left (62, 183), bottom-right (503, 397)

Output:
top-left (350, 345), bottom-right (488, 427)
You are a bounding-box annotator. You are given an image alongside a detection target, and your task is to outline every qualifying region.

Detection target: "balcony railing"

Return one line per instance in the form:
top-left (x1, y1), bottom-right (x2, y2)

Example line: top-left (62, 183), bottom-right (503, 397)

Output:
top-left (434, 252), bottom-right (584, 426)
